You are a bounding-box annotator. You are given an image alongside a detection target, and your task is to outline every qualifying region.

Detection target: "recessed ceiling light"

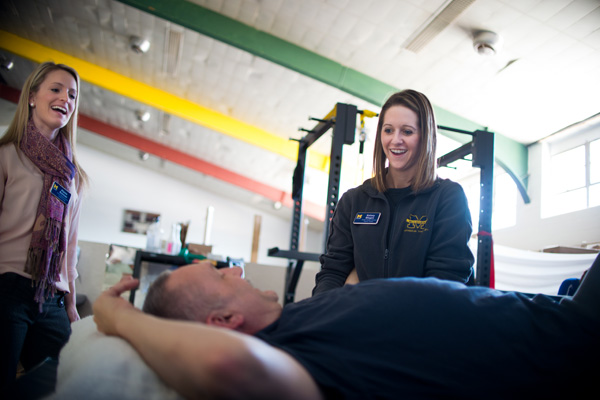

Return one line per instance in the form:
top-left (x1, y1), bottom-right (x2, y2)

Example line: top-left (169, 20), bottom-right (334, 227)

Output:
top-left (0, 57), bottom-right (13, 70)
top-left (129, 35), bottom-right (151, 54)
top-left (136, 110), bottom-right (151, 122)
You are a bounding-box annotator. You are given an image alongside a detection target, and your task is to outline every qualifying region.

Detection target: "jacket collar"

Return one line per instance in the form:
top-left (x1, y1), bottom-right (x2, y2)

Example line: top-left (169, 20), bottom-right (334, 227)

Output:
top-left (361, 175), bottom-right (442, 198)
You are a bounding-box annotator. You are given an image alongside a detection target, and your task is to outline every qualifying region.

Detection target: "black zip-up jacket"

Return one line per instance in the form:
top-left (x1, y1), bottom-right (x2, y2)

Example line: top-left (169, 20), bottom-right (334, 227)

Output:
top-left (313, 177), bottom-right (474, 295)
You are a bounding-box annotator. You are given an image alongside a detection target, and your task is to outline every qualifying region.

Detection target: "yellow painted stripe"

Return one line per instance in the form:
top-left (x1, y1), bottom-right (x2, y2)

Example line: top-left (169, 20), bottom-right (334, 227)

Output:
top-left (0, 30), bottom-right (330, 171)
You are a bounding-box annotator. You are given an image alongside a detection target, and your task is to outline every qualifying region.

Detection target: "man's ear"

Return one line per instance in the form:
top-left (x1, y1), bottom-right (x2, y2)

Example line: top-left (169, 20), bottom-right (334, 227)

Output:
top-left (206, 310), bottom-right (244, 330)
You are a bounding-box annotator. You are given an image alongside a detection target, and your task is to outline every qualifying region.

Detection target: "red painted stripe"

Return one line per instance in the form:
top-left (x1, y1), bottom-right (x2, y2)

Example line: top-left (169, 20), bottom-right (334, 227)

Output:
top-left (0, 83), bottom-right (325, 221)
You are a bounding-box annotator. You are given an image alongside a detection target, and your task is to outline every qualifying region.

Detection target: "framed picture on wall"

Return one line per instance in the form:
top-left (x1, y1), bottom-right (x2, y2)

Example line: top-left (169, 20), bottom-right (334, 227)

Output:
top-left (122, 209), bottom-right (160, 234)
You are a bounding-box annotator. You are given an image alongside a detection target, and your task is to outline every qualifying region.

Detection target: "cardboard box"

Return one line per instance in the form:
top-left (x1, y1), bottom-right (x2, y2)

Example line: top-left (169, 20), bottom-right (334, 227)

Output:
top-left (187, 243), bottom-right (213, 256)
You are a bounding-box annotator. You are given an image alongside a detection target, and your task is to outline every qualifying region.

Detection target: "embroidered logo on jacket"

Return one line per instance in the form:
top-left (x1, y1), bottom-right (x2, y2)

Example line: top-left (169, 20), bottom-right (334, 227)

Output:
top-left (405, 214), bottom-right (428, 232)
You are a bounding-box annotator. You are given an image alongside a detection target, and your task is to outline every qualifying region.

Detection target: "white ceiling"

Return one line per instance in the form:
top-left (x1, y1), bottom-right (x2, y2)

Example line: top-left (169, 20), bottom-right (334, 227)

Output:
top-left (1, 0), bottom-right (599, 229)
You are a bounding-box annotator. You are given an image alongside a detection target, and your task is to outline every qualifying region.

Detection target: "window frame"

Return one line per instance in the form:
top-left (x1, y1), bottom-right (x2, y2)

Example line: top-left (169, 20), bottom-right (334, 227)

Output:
top-left (542, 124), bottom-right (600, 218)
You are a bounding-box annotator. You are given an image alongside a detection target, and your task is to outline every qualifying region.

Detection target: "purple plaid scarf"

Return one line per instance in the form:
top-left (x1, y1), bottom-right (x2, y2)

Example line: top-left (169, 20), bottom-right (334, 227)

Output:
top-left (20, 119), bottom-right (76, 307)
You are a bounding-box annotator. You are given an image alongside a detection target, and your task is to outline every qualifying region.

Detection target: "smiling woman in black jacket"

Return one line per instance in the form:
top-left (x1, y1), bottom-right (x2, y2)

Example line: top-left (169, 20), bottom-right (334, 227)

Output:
top-left (313, 90), bottom-right (474, 295)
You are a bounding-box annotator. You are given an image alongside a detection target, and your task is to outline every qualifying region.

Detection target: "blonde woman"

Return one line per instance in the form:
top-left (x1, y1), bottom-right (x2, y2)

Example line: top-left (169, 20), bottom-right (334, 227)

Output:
top-left (0, 61), bottom-right (87, 390)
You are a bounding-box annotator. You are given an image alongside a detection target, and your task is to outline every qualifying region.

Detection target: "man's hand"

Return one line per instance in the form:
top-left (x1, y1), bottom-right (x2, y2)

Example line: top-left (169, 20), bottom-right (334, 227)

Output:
top-left (93, 275), bottom-right (140, 336)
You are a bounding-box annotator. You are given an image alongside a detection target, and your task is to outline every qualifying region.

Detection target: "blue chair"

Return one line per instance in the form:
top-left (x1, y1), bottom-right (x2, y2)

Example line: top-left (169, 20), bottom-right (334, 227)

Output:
top-left (558, 278), bottom-right (580, 296)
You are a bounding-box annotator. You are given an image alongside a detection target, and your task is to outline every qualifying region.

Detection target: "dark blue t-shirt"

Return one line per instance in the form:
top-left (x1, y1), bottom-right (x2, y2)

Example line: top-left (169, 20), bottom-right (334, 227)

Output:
top-left (255, 278), bottom-right (599, 399)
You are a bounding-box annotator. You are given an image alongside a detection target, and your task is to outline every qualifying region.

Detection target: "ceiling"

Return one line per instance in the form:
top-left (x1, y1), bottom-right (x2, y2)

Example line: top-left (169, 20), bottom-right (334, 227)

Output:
top-left (1, 0), bottom-right (599, 231)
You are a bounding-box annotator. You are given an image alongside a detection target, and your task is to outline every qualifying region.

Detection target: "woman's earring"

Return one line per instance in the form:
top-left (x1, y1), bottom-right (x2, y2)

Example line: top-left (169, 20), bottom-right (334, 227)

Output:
top-left (30, 103), bottom-right (34, 107)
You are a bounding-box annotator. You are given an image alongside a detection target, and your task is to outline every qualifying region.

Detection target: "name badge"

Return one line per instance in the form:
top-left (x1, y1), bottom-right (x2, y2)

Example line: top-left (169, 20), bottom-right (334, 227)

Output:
top-left (353, 212), bottom-right (381, 225)
top-left (50, 181), bottom-right (71, 205)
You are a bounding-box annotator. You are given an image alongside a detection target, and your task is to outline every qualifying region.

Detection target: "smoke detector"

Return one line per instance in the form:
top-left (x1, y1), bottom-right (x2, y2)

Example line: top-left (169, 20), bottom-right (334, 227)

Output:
top-left (473, 30), bottom-right (502, 56)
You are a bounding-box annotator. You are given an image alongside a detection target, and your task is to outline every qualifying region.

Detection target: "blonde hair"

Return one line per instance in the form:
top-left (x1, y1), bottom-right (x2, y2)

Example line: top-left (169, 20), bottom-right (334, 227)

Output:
top-left (0, 61), bottom-right (88, 187)
top-left (372, 89), bottom-right (437, 193)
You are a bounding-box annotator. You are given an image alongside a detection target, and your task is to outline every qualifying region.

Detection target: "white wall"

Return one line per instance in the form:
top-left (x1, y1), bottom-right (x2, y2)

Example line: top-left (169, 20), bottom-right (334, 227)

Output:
top-left (77, 144), bottom-right (323, 266)
top-left (76, 136), bottom-right (600, 261)
top-left (492, 142), bottom-right (600, 250)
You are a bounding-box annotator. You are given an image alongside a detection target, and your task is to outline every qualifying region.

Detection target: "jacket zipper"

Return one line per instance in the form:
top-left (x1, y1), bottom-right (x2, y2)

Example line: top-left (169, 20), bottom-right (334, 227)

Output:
top-left (383, 248), bottom-right (389, 278)
top-left (383, 194), bottom-right (391, 278)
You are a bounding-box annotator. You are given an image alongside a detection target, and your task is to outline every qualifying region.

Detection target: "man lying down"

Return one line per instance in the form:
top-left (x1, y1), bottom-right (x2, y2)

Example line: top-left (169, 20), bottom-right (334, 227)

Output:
top-left (93, 254), bottom-right (600, 400)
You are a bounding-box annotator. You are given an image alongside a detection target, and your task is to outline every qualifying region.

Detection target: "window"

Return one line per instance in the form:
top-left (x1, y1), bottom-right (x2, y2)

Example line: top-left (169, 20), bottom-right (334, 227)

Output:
top-left (491, 172), bottom-right (518, 229)
top-left (590, 139), bottom-right (600, 207)
top-left (436, 135), bottom-right (518, 231)
top-left (460, 171), bottom-right (517, 232)
top-left (543, 138), bottom-right (600, 217)
top-left (439, 167), bottom-right (517, 232)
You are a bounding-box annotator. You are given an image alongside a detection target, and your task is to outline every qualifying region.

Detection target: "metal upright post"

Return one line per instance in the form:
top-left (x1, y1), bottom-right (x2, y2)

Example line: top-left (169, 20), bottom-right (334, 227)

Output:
top-left (285, 138), bottom-right (309, 292)
top-left (472, 130), bottom-right (495, 287)
top-left (322, 103), bottom-right (356, 249)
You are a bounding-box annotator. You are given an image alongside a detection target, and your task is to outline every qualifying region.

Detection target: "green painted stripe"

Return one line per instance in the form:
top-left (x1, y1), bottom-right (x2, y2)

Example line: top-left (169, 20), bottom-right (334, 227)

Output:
top-left (116, 0), bottom-right (529, 197)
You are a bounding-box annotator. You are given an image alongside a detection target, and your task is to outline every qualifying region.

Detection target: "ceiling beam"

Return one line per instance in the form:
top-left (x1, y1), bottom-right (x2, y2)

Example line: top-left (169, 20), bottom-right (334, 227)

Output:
top-left (0, 83), bottom-right (326, 222)
top-left (117, 0), bottom-right (529, 194)
top-left (0, 29), bottom-right (330, 173)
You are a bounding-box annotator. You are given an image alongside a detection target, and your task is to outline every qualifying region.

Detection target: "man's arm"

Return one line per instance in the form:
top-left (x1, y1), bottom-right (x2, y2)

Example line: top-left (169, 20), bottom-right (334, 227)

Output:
top-left (93, 277), bottom-right (323, 400)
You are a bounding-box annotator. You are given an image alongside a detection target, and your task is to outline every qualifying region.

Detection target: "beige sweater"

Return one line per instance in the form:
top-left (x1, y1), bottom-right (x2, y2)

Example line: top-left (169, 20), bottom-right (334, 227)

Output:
top-left (0, 143), bottom-right (82, 292)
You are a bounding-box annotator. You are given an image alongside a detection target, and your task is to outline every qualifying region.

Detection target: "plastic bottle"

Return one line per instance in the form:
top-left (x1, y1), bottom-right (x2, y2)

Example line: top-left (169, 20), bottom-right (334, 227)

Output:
top-left (145, 217), bottom-right (164, 253)
top-left (179, 247), bottom-right (207, 262)
top-left (167, 223), bottom-right (182, 255)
